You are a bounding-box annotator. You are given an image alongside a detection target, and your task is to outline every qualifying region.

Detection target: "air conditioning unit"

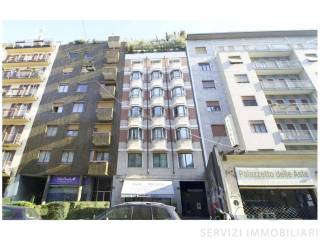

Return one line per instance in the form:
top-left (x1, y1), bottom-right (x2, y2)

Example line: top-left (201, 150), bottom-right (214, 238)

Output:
top-left (225, 114), bottom-right (240, 148)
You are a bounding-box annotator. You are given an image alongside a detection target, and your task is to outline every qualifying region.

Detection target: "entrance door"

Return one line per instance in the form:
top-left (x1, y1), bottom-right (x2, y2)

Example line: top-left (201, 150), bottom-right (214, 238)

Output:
top-left (180, 181), bottom-right (209, 218)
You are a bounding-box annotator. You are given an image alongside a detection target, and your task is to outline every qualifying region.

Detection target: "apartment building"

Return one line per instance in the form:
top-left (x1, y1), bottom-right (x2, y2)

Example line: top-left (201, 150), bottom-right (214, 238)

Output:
top-left (186, 30), bottom-right (317, 219)
top-left (112, 51), bottom-right (210, 218)
top-left (15, 37), bottom-right (125, 204)
top-left (2, 40), bottom-right (58, 198)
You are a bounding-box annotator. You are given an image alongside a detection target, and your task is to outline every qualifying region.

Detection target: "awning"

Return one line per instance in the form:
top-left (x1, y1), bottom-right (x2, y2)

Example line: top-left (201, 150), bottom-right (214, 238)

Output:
top-left (121, 180), bottom-right (174, 198)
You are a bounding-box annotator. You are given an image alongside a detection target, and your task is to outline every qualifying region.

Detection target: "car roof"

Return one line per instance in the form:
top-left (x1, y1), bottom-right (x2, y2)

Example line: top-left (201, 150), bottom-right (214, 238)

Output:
top-left (114, 202), bottom-right (172, 208)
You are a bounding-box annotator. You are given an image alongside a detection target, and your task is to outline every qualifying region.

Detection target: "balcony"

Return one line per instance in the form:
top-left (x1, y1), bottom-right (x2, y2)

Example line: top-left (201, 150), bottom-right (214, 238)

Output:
top-left (5, 40), bottom-right (54, 54)
top-left (2, 160), bottom-right (12, 177)
top-left (176, 139), bottom-right (193, 152)
top-left (150, 78), bottom-right (163, 89)
top-left (96, 108), bottom-right (113, 121)
top-left (260, 79), bottom-right (314, 95)
top-left (127, 139), bottom-right (143, 152)
top-left (150, 96), bottom-right (164, 106)
top-left (281, 130), bottom-right (317, 145)
top-left (174, 116), bottom-right (189, 127)
top-left (129, 97), bottom-right (143, 107)
top-left (88, 161), bottom-right (109, 176)
top-left (270, 103), bottom-right (317, 119)
top-left (170, 77), bottom-right (184, 89)
top-left (251, 60), bottom-right (302, 75)
top-left (2, 109), bottom-right (31, 124)
top-left (3, 55), bottom-right (50, 68)
top-left (102, 66), bottom-right (117, 82)
top-left (171, 96), bottom-right (186, 106)
top-left (128, 117), bottom-right (143, 127)
top-left (151, 116), bottom-right (166, 127)
top-left (92, 132), bottom-right (111, 146)
top-left (130, 79), bottom-right (143, 89)
top-left (151, 139), bottom-right (168, 151)
top-left (106, 49), bottom-right (120, 63)
top-left (99, 86), bottom-right (115, 99)
top-left (2, 133), bottom-right (22, 149)
top-left (2, 71), bottom-right (44, 85)
top-left (108, 36), bottom-right (120, 49)
top-left (3, 88), bottom-right (38, 103)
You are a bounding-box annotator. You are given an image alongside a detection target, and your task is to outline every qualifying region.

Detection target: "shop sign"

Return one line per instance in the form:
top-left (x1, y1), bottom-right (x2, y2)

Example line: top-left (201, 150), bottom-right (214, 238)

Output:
top-left (235, 168), bottom-right (314, 186)
top-left (49, 176), bottom-right (81, 185)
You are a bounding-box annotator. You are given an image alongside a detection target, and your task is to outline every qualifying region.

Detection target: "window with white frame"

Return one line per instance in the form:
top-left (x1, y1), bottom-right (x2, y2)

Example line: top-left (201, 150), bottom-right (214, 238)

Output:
top-left (202, 80), bottom-right (216, 89)
top-left (242, 96), bottom-right (258, 106)
top-left (76, 83), bottom-right (88, 93)
top-left (72, 103), bottom-right (84, 113)
top-left (199, 63), bottom-right (211, 71)
top-left (130, 88), bottom-right (142, 97)
top-left (151, 71), bottom-right (162, 80)
top-left (228, 55), bottom-right (243, 64)
top-left (152, 127), bottom-right (166, 140)
top-left (170, 70), bottom-right (182, 80)
top-left (305, 53), bottom-right (317, 62)
top-left (131, 71), bottom-right (142, 80)
top-left (152, 106), bottom-right (164, 117)
top-left (61, 151), bottom-right (74, 164)
top-left (2, 151), bottom-right (14, 164)
top-left (52, 103), bottom-right (64, 113)
top-left (234, 74), bottom-right (249, 83)
top-left (130, 106), bottom-right (142, 118)
top-left (38, 150), bottom-right (51, 163)
top-left (129, 128), bottom-right (143, 140)
top-left (206, 101), bottom-right (221, 112)
top-left (250, 121), bottom-right (268, 133)
top-left (58, 84), bottom-right (68, 93)
top-left (176, 127), bottom-right (191, 140)
top-left (178, 153), bottom-right (194, 168)
top-left (66, 124), bottom-right (79, 137)
top-left (174, 105), bottom-right (188, 117)
top-left (172, 86), bottom-right (184, 98)
top-left (128, 153), bottom-right (142, 168)
top-left (46, 125), bottom-right (58, 136)
top-left (151, 87), bottom-right (163, 97)
top-left (90, 151), bottom-right (109, 162)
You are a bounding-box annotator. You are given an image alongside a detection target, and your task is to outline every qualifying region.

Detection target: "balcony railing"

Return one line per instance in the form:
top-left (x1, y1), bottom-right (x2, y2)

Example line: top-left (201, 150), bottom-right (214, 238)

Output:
top-left (251, 60), bottom-right (301, 70)
top-left (3, 55), bottom-right (50, 63)
top-left (102, 66), bottom-right (117, 81)
top-left (5, 40), bottom-right (53, 49)
top-left (3, 109), bottom-right (30, 120)
top-left (96, 108), bottom-right (113, 121)
top-left (270, 103), bottom-right (317, 115)
top-left (280, 130), bottom-right (317, 142)
top-left (260, 80), bottom-right (314, 91)
top-left (2, 71), bottom-right (43, 81)
top-left (88, 161), bottom-right (109, 175)
top-left (107, 36), bottom-right (120, 49)
top-left (106, 50), bottom-right (120, 63)
top-left (216, 43), bottom-right (316, 52)
top-left (99, 86), bottom-right (115, 99)
top-left (92, 132), bottom-right (111, 146)
top-left (3, 88), bottom-right (38, 98)
top-left (2, 133), bottom-right (22, 145)
top-left (2, 160), bottom-right (12, 176)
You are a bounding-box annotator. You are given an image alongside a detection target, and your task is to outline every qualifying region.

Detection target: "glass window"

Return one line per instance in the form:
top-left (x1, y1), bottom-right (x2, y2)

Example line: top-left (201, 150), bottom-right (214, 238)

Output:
top-left (46, 126), bottom-right (58, 136)
top-left (176, 127), bottom-right (191, 140)
top-left (250, 121), bottom-right (268, 133)
top-left (195, 47), bottom-right (207, 54)
top-left (105, 206), bottom-right (132, 220)
top-left (199, 63), bottom-right (211, 71)
top-left (151, 87), bottom-right (163, 97)
top-left (152, 127), bottom-right (166, 140)
top-left (174, 105), bottom-right (187, 117)
top-left (206, 101), bottom-right (221, 112)
top-left (128, 153), bottom-right (142, 168)
top-left (90, 151), bottom-right (109, 162)
top-left (129, 128), bottom-right (143, 140)
top-left (130, 88), bottom-right (142, 97)
top-left (178, 153), bottom-right (194, 168)
top-left (76, 84), bottom-right (88, 93)
top-left (202, 80), bottom-right (215, 89)
top-left (130, 106), bottom-right (142, 118)
top-left (68, 52), bottom-right (78, 60)
top-left (211, 125), bottom-right (227, 137)
top-left (153, 153), bottom-right (168, 168)
top-left (234, 74), bottom-right (249, 83)
top-left (61, 151), bottom-right (74, 164)
top-left (242, 96), bottom-right (258, 106)
top-left (52, 103), bottom-right (63, 113)
top-left (151, 71), bottom-right (162, 80)
top-left (2, 151), bottom-right (15, 163)
top-left (170, 70), bottom-right (182, 80)
top-left (172, 87), bottom-right (184, 98)
top-left (81, 64), bottom-right (95, 72)
top-left (84, 52), bottom-right (93, 60)
top-left (132, 71), bottom-right (142, 80)
top-left (38, 150), bottom-right (51, 163)
top-left (152, 207), bottom-right (171, 219)
top-left (152, 106), bottom-right (164, 117)
top-left (229, 56), bottom-right (243, 64)
top-left (66, 124), bottom-right (79, 137)
top-left (58, 84), bottom-right (68, 93)
top-left (132, 206), bottom-right (152, 220)
top-left (72, 103), bottom-right (84, 113)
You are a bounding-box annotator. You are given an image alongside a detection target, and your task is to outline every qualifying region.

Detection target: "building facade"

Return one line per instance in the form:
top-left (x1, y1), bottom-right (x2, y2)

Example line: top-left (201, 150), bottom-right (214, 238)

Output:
top-left (15, 37), bottom-right (125, 204)
top-left (112, 51), bottom-right (210, 218)
top-left (186, 30), bottom-right (317, 219)
top-left (2, 40), bottom-right (58, 198)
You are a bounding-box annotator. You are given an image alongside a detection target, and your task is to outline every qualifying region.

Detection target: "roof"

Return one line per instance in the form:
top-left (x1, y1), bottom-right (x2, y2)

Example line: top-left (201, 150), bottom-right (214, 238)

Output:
top-left (187, 30), bottom-right (317, 41)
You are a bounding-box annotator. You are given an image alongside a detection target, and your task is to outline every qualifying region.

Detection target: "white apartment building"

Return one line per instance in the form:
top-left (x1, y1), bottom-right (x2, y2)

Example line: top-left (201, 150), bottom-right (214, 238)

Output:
top-left (186, 30), bottom-right (317, 219)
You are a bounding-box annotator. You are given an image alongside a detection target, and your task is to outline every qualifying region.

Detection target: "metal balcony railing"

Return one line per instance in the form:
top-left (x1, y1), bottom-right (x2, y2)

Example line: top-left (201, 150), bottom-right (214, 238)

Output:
top-left (5, 40), bottom-right (53, 49)
top-left (96, 108), bottom-right (113, 121)
top-left (2, 71), bottom-right (43, 80)
top-left (260, 80), bottom-right (314, 90)
top-left (251, 60), bottom-right (301, 70)
top-left (3, 88), bottom-right (38, 98)
top-left (216, 43), bottom-right (316, 52)
top-left (2, 133), bottom-right (22, 145)
top-left (280, 130), bottom-right (317, 141)
top-left (2, 109), bottom-right (30, 119)
top-left (270, 103), bottom-right (317, 115)
top-left (92, 132), bottom-right (111, 146)
top-left (4, 54), bottom-right (50, 63)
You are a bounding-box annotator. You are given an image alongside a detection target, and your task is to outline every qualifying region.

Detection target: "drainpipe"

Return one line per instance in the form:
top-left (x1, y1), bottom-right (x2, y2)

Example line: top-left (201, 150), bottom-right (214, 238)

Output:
top-left (41, 175), bottom-right (51, 205)
top-left (146, 57), bottom-right (150, 175)
top-left (164, 57), bottom-right (175, 175)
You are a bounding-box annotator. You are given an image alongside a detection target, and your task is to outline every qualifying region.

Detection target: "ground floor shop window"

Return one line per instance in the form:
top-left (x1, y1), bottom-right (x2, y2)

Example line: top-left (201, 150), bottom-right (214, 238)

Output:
top-left (240, 189), bottom-right (317, 219)
top-left (46, 186), bottom-right (78, 202)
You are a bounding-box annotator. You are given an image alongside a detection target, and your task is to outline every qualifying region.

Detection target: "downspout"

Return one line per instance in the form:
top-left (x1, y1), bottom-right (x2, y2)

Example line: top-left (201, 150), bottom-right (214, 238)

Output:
top-left (146, 57), bottom-right (150, 175)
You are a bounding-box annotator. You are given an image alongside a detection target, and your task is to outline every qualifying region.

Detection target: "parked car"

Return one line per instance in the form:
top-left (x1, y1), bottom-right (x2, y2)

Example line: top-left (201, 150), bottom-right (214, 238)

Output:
top-left (94, 202), bottom-right (180, 220)
top-left (2, 205), bottom-right (41, 220)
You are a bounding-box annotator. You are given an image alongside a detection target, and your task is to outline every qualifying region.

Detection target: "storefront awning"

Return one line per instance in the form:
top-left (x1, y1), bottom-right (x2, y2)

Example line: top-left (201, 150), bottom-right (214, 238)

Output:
top-left (121, 180), bottom-right (174, 198)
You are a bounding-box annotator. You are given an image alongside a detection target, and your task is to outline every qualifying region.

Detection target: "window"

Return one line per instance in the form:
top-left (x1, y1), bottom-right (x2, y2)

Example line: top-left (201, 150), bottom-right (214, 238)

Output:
top-left (68, 52), bottom-right (78, 60)
top-left (228, 56), bottom-right (243, 64)
top-left (313, 123), bottom-right (317, 130)
top-left (153, 153), bottom-right (168, 168)
top-left (132, 206), bottom-right (152, 220)
top-left (128, 153), bottom-right (142, 167)
top-left (250, 121), bottom-right (267, 133)
top-left (195, 47), bottom-right (207, 54)
top-left (286, 124), bottom-right (295, 130)
top-left (46, 126), bottom-right (58, 136)
top-left (151, 71), bottom-right (162, 80)
top-left (58, 84), bottom-right (68, 93)
top-left (152, 207), bottom-right (171, 219)
top-left (81, 64), bottom-right (95, 72)
top-left (178, 153), bottom-right (194, 168)
top-left (105, 206), bottom-right (132, 220)
top-left (152, 106), bottom-right (164, 117)
top-left (305, 53), bottom-right (317, 62)
top-left (152, 127), bottom-right (166, 140)
top-left (90, 151), bottom-right (109, 162)
top-left (130, 88), bottom-right (142, 97)
top-left (170, 70), bottom-right (182, 80)
top-left (202, 80), bottom-right (215, 89)
top-left (72, 103), bottom-right (84, 113)
top-left (151, 87), bottom-right (163, 97)
top-left (61, 151), bottom-right (74, 164)
top-left (277, 124), bottom-right (283, 130)
top-left (129, 128), bottom-right (143, 140)
top-left (242, 96), bottom-right (258, 106)
top-left (199, 63), bottom-right (211, 71)
top-left (2, 151), bottom-right (14, 163)
top-left (176, 127), bottom-right (191, 140)
top-left (174, 105), bottom-right (188, 117)
top-left (66, 124), bottom-right (79, 137)
top-left (211, 125), bottom-right (227, 137)
top-left (234, 74), bottom-right (249, 83)
top-left (52, 103), bottom-right (63, 113)
top-left (172, 86), bottom-right (184, 98)
top-left (132, 71), bottom-right (142, 80)
top-left (130, 106), bottom-right (142, 118)
top-left (206, 101), bottom-right (221, 112)
top-left (62, 67), bottom-right (73, 74)
top-left (38, 150), bottom-right (51, 163)
top-left (84, 52), bottom-right (93, 60)
top-left (76, 84), bottom-right (88, 93)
